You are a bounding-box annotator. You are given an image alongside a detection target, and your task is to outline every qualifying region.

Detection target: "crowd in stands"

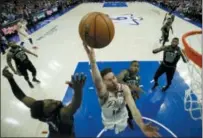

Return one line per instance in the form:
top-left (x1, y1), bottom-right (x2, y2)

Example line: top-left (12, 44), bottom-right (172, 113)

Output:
top-left (84, 0), bottom-right (202, 23)
top-left (0, 0), bottom-right (79, 26)
top-left (0, 0), bottom-right (202, 32)
top-left (157, 0), bottom-right (202, 23)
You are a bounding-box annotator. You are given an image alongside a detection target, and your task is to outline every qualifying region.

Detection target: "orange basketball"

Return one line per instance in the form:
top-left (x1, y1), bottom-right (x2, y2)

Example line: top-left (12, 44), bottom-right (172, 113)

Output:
top-left (79, 12), bottom-right (115, 49)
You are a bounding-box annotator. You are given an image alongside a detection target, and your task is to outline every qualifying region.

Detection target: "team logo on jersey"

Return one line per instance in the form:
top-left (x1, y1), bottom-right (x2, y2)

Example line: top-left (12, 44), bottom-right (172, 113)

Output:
top-left (109, 14), bottom-right (143, 25)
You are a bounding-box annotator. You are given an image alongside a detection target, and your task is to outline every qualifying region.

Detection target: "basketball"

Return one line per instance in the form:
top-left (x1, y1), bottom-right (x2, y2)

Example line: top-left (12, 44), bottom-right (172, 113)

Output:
top-left (79, 12), bottom-right (115, 49)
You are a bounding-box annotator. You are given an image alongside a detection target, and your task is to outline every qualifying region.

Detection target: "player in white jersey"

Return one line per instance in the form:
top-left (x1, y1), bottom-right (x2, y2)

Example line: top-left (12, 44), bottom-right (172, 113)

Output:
top-left (160, 9), bottom-right (176, 46)
top-left (163, 5), bottom-right (178, 25)
top-left (163, 12), bottom-right (175, 25)
top-left (83, 42), bottom-right (160, 137)
top-left (17, 19), bottom-right (38, 49)
top-left (160, 18), bottom-right (173, 46)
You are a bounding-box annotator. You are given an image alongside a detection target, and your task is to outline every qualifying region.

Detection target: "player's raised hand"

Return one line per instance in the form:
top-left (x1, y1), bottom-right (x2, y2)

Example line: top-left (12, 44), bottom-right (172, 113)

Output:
top-left (2, 66), bottom-right (13, 79)
top-left (65, 73), bottom-right (86, 91)
top-left (142, 122), bottom-right (161, 138)
top-left (82, 42), bottom-right (95, 62)
top-left (83, 41), bottom-right (89, 53)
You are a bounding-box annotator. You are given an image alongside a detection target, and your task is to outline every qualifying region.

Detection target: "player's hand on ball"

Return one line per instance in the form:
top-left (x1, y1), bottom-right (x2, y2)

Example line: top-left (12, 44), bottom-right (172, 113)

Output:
top-left (65, 73), bottom-right (86, 90)
top-left (142, 122), bottom-right (161, 138)
top-left (83, 42), bottom-right (95, 62)
top-left (2, 66), bottom-right (13, 79)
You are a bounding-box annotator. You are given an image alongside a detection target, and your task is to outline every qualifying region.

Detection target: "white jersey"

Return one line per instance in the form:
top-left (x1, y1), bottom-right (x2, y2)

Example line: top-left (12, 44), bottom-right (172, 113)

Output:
top-left (100, 84), bottom-right (128, 123)
top-left (164, 13), bottom-right (174, 25)
top-left (17, 22), bottom-right (29, 40)
top-left (166, 13), bottom-right (172, 19)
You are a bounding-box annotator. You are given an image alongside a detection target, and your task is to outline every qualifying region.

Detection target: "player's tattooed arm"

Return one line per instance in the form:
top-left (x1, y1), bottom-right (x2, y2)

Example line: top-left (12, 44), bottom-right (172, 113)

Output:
top-left (124, 85), bottom-right (161, 137)
top-left (2, 66), bottom-right (36, 108)
top-left (82, 42), bottom-right (107, 98)
top-left (123, 85), bottom-right (145, 129)
top-left (23, 47), bottom-right (38, 57)
top-left (152, 46), bottom-right (168, 54)
top-left (61, 74), bottom-right (86, 123)
top-left (6, 52), bottom-right (17, 74)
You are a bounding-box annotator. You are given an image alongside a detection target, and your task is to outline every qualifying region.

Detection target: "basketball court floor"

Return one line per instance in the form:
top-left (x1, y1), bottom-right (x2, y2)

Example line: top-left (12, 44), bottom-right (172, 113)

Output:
top-left (1, 2), bottom-right (202, 137)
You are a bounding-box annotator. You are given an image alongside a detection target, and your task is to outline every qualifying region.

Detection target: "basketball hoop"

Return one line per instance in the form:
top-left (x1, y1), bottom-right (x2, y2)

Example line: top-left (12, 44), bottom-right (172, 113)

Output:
top-left (182, 30), bottom-right (202, 120)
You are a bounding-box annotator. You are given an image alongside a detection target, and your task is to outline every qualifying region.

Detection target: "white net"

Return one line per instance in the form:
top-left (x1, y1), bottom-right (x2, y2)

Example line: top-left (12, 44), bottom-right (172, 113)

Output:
top-left (184, 61), bottom-right (202, 120)
top-left (183, 31), bottom-right (202, 120)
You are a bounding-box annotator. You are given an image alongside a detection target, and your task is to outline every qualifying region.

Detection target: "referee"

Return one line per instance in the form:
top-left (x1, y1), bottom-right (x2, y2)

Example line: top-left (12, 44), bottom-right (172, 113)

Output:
top-left (152, 37), bottom-right (188, 92)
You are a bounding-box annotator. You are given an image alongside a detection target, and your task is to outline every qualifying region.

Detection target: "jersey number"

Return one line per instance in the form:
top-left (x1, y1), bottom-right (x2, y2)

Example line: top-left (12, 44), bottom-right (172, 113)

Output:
top-left (165, 52), bottom-right (176, 63)
top-left (107, 100), bottom-right (116, 108)
top-left (113, 108), bottom-right (121, 116)
top-left (16, 51), bottom-right (26, 61)
top-left (107, 100), bottom-right (122, 116)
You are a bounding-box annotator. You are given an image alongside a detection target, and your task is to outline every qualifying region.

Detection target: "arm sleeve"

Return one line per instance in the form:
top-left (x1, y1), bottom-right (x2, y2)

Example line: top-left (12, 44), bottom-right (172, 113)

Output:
top-left (7, 77), bottom-right (26, 100)
top-left (60, 88), bottom-right (83, 123)
top-left (6, 77), bottom-right (36, 108)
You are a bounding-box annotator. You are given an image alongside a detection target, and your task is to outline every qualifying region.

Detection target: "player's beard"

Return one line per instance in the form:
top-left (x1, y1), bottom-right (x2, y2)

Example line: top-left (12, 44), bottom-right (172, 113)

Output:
top-left (129, 69), bottom-right (137, 75)
top-left (171, 44), bottom-right (177, 48)
top-left (108, 83), bottom-right (119, 92)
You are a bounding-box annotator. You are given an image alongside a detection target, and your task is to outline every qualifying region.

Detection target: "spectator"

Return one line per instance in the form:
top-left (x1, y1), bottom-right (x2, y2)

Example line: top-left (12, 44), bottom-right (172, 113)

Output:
top-left (156, 0), bottom-right (202, 23)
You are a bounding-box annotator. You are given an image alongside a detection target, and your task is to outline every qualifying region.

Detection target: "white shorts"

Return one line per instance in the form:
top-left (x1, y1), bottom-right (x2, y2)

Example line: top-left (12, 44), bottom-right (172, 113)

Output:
top-left (103, 117), bottom-right (128, 134)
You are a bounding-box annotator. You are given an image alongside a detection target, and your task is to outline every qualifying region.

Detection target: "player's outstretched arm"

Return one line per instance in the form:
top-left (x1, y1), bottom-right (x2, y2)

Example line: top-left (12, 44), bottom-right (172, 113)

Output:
top-left (2, 66), bottom-right (36, 108)
top-left (23, 47), bottom-right (38, 57)
top-left (123, 85), bottom-right (161, 138)
top-left (152, 46), bottom-right (168, 54)
top-left (61, 73), bottom-right (86, 123)
top-left (123, 85), bottom-right (145, 128)
top-left (163, 13), bottom-right (167, 24)
top-left (7, 53), bottom-right (17, 74)
top-left (117, 70), bottom-right (143, 92)
top-left (180, 49), bottom-right (188, 63)
top-left (82, 42), bottom-right (107, 97)
top-left (117, 70), bottom-right (128, 84)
